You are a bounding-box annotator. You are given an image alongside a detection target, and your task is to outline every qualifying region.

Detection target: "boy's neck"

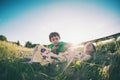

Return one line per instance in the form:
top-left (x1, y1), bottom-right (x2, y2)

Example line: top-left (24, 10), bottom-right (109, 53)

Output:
top-left (54, 42), bottom-right (60, 47)
top-left (55, 45), bottom-right (58, 47)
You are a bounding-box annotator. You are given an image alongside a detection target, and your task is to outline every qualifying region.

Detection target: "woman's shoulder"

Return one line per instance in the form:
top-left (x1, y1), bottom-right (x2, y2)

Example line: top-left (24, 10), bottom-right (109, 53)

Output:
top-left (78, 53), bottom-right (91, 61)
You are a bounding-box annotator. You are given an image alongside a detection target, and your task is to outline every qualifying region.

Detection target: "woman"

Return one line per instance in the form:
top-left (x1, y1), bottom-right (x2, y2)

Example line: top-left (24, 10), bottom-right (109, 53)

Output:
top-left (78, 42), bottom-right (96, 61)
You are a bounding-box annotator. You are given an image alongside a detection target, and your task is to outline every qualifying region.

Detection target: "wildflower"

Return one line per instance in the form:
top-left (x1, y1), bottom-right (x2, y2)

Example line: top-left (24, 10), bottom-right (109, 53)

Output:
top-left (56, 64), bottom-right (59, 67)
top-left (75, 61), bottom-right (81, 66)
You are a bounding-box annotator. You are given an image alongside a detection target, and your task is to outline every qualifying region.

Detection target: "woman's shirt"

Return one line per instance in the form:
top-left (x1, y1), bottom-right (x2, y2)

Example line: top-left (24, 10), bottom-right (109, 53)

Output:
top-left (78, 53), bottom-right (91, 61)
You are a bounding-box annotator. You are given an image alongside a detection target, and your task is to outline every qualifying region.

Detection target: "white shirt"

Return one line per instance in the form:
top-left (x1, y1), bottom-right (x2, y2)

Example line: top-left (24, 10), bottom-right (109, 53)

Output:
top-left (78, 53), bottom-right (91, 61)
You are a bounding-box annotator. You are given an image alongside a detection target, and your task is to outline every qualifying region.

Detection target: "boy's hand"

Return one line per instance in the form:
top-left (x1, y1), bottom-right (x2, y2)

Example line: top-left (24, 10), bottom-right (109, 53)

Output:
top-left (52, 45), bottom-right (58, 50)
top-left (51, 45), bottom-right (58, 53)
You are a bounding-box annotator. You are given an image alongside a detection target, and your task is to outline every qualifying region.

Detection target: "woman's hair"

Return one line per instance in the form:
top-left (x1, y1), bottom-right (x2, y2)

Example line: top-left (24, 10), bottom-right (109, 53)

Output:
top-left (90, 43), bottom-right (96, 61)
top-left (91, 43), bottom-right (96, 52)
top-left (49, 32), bottom-right (61, 42)
top-left (85, 42), bottom-right (96, 52)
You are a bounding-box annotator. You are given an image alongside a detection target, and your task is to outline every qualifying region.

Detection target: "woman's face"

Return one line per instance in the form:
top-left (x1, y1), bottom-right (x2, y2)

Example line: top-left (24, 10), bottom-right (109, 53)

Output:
top-left (84, 43), bottom-right (94, 53)
top-left (50, 36), bottom-right (60, 46)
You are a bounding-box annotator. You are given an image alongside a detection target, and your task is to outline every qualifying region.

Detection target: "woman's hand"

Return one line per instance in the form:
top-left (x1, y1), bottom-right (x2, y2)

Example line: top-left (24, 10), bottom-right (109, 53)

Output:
top-left (28, 61), bottom-right (33, 64)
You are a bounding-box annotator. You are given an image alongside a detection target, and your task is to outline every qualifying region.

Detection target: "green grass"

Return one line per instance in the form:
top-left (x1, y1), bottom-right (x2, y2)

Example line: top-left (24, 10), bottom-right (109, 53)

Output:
top-left (0, 40), bottom-right (120, 80)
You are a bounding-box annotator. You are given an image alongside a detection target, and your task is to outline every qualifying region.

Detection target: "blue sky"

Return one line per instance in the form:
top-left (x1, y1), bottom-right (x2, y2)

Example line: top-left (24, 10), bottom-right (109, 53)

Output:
top-left (0, 0), bottom-right (120, 45)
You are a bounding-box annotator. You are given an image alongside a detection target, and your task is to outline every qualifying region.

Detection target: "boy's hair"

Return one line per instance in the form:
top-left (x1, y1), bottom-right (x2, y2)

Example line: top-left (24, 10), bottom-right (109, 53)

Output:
top-left (49, 32), bottom-right (61, 42)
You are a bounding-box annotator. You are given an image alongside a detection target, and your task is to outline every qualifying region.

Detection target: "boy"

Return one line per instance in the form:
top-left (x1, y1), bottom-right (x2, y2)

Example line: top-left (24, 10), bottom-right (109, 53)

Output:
top-left (49, 32), bottom-right (71, 54)
top-left (28, 32), bottom-right (71, 64)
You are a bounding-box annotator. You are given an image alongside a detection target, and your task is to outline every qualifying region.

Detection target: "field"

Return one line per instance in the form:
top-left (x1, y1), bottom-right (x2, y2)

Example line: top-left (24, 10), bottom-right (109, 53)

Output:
top-left (0, 40), bottom-right (120, 80)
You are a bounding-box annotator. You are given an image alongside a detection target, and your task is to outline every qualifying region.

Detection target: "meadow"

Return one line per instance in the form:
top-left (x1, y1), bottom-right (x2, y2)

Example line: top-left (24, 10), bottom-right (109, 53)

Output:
top-left (0, 40), bottom-right (120, 80)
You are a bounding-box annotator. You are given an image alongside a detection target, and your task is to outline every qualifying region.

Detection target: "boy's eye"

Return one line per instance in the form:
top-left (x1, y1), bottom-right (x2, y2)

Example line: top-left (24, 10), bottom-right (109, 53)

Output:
top-left (55, 38), bottom-right (58, 40)
top-left (51, 38), bottom-right (58, 41)
top-left (51, 39), bottom-right (55, 41)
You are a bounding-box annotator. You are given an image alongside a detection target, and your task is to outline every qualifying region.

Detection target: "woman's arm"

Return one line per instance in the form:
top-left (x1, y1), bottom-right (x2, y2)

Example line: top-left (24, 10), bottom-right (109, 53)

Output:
top-left (29, 46), bottom-right (39, 63)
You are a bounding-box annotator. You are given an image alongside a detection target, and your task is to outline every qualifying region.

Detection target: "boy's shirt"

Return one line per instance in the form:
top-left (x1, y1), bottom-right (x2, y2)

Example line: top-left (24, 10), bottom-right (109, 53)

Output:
top-left (49, 41), bottom-right (67, 54)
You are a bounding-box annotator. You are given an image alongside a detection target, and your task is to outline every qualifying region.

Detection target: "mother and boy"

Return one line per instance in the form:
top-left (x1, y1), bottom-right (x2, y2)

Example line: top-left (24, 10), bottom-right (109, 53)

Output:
top-left (28, 32), bottom-right (96, 64)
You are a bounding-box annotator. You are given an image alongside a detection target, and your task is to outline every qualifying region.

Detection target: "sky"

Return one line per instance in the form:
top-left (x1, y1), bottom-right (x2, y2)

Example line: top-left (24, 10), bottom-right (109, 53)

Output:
top-left (0, 0), bottom-right (120, 46)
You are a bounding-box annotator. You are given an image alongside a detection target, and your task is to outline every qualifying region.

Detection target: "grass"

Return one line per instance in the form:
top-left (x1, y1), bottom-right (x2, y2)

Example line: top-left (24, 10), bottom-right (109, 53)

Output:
top-left (0, 40), bottom-right (120, 80)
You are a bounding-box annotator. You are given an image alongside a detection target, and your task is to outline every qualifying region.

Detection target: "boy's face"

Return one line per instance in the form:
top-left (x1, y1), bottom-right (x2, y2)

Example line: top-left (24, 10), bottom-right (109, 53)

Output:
top-left (50, 36), bottom-right (60, 46)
